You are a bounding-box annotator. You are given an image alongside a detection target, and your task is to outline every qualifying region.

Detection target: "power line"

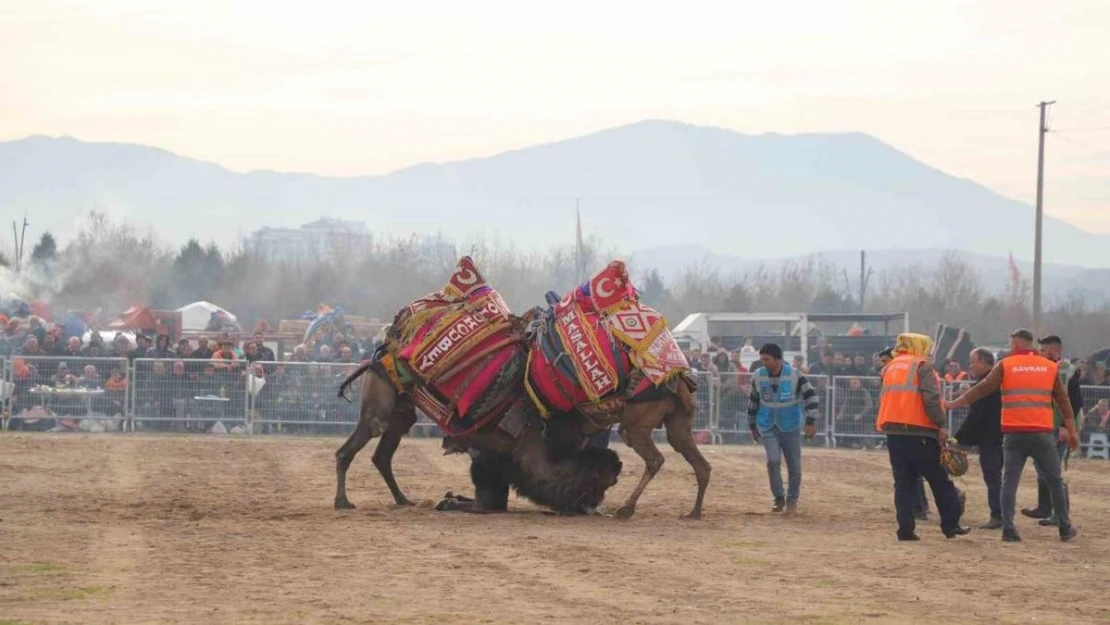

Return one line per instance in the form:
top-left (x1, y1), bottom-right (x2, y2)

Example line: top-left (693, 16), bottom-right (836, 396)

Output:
top-left (1052, 125), bottom-right (1110, 133)
top-left (1051, 131), bottom-right (1110, 159)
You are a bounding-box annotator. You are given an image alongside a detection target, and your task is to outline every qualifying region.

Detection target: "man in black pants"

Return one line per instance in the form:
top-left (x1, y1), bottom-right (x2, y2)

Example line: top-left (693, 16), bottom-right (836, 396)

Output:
top-left (878, 347), bottom-right (930, 521)
top-left (955, 347), bottom-right (1004, 529)
top-left (879, 333), bottom-right (970, 541)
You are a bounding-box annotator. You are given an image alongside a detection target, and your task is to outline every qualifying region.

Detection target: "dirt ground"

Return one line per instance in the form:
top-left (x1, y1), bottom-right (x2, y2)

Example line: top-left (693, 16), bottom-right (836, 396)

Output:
top-left (1, 434), bottom-right (1108, 625)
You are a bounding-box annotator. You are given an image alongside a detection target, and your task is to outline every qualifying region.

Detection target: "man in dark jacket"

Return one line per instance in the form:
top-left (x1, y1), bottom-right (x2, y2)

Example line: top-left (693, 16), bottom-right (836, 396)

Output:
top-left (954, 347), bottom-right (1003, 529)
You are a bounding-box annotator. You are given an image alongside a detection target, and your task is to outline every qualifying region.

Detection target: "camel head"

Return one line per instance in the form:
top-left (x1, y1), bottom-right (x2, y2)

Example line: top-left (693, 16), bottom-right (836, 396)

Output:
top-left (508, 444), bottom-right (623, 515)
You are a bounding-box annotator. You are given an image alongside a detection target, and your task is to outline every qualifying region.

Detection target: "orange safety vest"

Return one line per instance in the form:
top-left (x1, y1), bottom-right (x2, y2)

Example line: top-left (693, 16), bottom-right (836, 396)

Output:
top-left (876, 354), bottom-right (937, 431)
top-left (944, 371), bottom-right (967, 382)
top-left (1000, 353), bottom-right (1056, 433)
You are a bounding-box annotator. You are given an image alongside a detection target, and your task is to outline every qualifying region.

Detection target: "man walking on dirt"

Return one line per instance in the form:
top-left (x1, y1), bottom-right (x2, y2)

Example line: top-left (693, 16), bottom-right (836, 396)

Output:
top-left (948, 329), bottom-right (1079, 542)
top-left (748, 343), bottom-right (819, 516)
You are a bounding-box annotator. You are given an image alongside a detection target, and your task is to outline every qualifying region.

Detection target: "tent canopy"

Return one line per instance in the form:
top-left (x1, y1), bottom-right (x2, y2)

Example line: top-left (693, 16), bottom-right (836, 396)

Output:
top-left (109, 305), bottom-right (159, 330)
top-left (177, 301), bottom-right (239, 332)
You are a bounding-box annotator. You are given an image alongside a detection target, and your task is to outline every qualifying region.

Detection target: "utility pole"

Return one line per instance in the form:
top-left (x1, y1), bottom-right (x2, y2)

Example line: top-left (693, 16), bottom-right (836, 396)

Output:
top-left (858, 250), bottom-right (873, 312)
top-left (1033, 100), bottom-right (1055, 337)
top-left (575, 199), bottom-right (584, 284)
top-left (11, 214), bottom-right (29, 272)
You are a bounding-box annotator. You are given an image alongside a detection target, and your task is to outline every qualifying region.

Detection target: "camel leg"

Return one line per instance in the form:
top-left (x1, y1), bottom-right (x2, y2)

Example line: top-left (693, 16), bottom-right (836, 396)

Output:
top-left (664, 408), bottom-right (711, 520)
top-left (335, 418), bottom-right (376, 509)
top-left (372, 401), bottom-right (418, 506)
top-left (334, 374), bottom-right (398, 509)
top-left (615, 425), bottom-right (665, 520)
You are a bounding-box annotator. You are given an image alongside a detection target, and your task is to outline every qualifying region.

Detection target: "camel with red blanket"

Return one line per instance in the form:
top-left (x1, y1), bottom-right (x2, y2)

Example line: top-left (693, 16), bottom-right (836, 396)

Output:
top-left (521, 261), bottom-right (711, 520)
top-left (334, 256), bottom-right (622, 515)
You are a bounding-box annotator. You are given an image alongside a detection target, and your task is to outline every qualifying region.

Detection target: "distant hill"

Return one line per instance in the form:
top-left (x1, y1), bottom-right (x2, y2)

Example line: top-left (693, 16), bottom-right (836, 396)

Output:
top-left (627, 245), bottom-right (1110, 305)
top-left (2, 120), bottom-right (1108, 268)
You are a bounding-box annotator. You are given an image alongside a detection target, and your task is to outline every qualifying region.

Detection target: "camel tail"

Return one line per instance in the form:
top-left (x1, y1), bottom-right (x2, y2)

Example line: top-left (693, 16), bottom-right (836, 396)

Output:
top-left (338, 361), bottom-right (375, 402)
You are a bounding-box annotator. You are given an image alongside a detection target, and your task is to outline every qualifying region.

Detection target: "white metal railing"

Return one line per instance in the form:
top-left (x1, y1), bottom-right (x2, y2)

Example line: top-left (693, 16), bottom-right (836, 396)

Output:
top-left (1, 354), bottom-right (1107, 459)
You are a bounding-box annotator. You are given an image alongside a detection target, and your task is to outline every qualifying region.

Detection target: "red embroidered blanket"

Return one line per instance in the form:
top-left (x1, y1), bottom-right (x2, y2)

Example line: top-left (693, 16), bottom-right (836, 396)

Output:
top-left (387, 256), bottom-right (525, 436)
top-left (525, 260), bottom-right (690, 415)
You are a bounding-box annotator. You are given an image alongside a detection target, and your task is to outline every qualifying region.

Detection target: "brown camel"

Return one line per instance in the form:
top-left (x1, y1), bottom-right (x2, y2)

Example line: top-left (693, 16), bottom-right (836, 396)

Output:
top-left (334, 362), bottom-right (622, 514)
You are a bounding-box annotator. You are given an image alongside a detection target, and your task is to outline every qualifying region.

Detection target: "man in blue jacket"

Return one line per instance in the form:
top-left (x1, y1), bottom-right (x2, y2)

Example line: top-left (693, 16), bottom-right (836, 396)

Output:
top-left (748, 343), bottom-right (820, 516)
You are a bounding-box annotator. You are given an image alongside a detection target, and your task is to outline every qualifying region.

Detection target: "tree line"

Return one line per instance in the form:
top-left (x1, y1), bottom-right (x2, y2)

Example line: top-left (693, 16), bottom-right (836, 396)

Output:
top-left (9, 211), bottom-right (1110, 355)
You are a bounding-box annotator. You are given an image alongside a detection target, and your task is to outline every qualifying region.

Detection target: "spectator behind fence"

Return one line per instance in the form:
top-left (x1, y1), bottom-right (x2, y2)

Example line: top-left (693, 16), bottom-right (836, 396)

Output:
top-left (41, 331), bottom-right (59, 355)
top-left (944, 359), bottom-right (968, 383)
top-left (835, 377), bottom-right (875, 444)
top-left (152, 334), bottom-right (176, 359)
top-left (1089, 399), bottom-right (1109, 430)
top-left (62, 337), bottom-right (83, 359)
top-left (22, 336), bottom-right (42, 356)
top-left (193, 336), bottom-right (214, 360)
top-left (850, 354), bottom-right (869, 376)
top-left (252, 332), bottom-right (276, 362)
top-left (212, 339), bottom-right (239, 370)
top-left (808, 352), bottom-right (835, 377)
top-left (82, 332), bottom-right (105, 356)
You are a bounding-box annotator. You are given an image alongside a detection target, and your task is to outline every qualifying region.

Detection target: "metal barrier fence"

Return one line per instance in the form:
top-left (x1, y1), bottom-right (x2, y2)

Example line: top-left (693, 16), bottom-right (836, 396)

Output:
top-left (1, 355), bottom-right (1108, 459)
top-left (5, 355), bottom-right (131, 432)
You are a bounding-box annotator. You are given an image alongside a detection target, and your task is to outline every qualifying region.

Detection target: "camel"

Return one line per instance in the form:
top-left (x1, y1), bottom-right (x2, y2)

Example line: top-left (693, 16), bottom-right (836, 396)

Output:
top-left (499, 277), bottom-right (711, 521)
top-left (334, 360), bottom-right (622, 515)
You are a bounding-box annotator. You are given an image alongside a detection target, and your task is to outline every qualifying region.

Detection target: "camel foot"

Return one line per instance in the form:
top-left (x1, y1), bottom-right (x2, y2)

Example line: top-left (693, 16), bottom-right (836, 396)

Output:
top-left (681, 511), bottom-right (702, 520)
top-left (615, 505), bottom-right (637, 520)
top-left (392, 498), bottom-right (416, 508)
top-left (334, 498), bottom-right (356, 510)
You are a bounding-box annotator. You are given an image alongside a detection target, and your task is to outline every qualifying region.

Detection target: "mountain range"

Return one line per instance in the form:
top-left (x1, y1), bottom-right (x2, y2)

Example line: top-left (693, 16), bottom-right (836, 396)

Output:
top-left (2, 120), bottom-right (1108, 272)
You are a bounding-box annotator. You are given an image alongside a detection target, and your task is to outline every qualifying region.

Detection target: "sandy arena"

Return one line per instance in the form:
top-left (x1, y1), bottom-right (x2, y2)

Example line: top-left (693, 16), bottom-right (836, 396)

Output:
top-left (1, 433), bottom-right (1108, 624)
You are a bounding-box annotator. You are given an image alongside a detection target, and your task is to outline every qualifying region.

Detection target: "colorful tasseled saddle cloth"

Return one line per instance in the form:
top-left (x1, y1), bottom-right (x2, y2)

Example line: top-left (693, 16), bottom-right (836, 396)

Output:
top-left (524, 260), bottom-right (692, 419)
top-left (381, 256), bottom-right (526, 437)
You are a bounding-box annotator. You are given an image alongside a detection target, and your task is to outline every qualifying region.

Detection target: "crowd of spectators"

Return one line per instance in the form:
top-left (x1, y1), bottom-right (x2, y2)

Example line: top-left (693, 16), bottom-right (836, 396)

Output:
top-left (2, 314), bottom-right (389, 434)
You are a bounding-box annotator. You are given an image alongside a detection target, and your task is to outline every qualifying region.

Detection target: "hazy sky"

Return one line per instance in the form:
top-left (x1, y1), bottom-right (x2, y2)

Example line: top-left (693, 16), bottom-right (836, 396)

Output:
top-left (2, 0), bottom-right (1108, 232)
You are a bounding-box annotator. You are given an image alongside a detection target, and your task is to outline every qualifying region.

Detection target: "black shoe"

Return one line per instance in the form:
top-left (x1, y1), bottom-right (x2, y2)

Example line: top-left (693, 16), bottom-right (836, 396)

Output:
top-left (1020, 507), bottom-right (1050, 519)
top-left (1002, 528), bottom-right (1022, 542)
top-left (943, 526), bottom-right (971, 539)
top-left (1021, 482), bottom-right (1051, 518)
top-left (1059, 525), bottom-right (1078, 542)
top-left (1039, 514), bottom-right (1060, 527)
top-left (978, 517), bottom-right (1003, 530)
top-left (897, 533), bottom-right (920, 541)
top-left (772, 498), bottom-right (785, 512)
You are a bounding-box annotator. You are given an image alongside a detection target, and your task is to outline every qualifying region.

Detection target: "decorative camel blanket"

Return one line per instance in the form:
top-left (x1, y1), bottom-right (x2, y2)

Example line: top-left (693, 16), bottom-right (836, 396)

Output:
top-left (525, 260), bottom-right (690, 416)
top-left (385, 256), bottom-right (526, 437)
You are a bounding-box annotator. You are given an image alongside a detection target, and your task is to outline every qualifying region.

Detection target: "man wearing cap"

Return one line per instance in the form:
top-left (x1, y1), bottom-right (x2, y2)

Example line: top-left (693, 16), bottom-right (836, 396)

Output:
top-left (747, 343), bottom-right (820, 516)
top-left (878, 333), bottom-right (969, 541)
top-left (948, 329), bottom-right (1079, 542)
top-left (1023, 335), bottom-right (1084, 528)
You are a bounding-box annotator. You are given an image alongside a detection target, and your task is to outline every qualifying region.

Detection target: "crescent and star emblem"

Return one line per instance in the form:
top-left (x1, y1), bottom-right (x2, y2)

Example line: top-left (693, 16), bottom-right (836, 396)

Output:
top-left (455, 267), bottom-right (478, 285)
